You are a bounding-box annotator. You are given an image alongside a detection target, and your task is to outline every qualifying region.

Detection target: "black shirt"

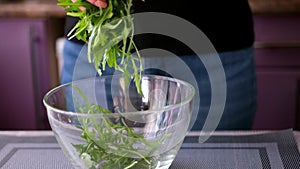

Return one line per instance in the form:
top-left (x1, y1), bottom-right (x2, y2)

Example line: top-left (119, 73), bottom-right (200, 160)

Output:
top-left (64, 0), bottom-right (254, 54)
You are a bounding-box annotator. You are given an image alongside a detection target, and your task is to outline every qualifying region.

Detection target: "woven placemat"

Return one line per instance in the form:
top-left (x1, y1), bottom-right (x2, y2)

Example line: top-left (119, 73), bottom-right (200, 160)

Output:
top-left (0, 129), bottom-right (299, 169)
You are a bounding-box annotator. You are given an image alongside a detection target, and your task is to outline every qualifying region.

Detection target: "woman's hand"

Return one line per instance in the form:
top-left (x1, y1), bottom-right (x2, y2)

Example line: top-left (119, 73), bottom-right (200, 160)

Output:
top-left (71, 0), bottom-right (107, 9)
top-left (87, 0), bottom-right (107, 8)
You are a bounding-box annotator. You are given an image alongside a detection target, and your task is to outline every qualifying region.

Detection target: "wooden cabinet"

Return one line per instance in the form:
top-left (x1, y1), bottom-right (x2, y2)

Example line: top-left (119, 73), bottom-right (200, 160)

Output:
top-left (252, 14), bottom-right (300, 130)
top-left (0, 18), bottom-right (63, 130)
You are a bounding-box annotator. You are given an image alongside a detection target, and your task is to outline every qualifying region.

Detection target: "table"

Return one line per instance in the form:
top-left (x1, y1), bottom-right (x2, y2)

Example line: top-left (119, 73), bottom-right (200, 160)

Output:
top-left (0, 129), bottom-right (299, 168)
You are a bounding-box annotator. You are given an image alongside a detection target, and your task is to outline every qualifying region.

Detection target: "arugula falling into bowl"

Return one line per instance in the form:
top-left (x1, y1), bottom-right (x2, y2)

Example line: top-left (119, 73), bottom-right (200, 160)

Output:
top-left (43, 1), bottom-right (195, 169)
top-left (58, 0), bottom-right (143, 94)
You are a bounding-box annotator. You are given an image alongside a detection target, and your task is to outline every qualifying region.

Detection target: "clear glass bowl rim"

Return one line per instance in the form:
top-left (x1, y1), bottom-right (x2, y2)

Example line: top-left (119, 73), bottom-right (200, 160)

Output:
top-left (43, 75), bottom-right (195, 118)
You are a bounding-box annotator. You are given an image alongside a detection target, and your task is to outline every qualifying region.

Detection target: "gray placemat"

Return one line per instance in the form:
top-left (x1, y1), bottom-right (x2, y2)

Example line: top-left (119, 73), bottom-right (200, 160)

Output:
top-left (172, 129), bottom-right (300, 169)
top-left (0, 129), bottom-right (299, 169)
top-left (0, 143), bottom-right (73, 169)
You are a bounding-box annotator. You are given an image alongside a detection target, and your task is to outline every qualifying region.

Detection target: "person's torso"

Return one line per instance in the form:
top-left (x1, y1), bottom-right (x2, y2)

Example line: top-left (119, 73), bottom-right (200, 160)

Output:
top-left (65, 0), bottom-right (254, 54)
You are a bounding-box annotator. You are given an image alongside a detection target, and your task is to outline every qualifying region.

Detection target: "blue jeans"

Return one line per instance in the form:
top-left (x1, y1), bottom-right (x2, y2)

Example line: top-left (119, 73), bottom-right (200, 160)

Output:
top-left (61, 39), bottom-right (257, 130)
top-left (189, 47), bottom-right (257, 130)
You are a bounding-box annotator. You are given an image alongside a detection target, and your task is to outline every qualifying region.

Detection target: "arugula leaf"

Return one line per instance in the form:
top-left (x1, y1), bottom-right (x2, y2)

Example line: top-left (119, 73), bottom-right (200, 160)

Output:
top-left (56, 1), bottom-right (164, 168)
top-left (58, 0), bottom-right (143, 96)
top-left (71, 85), bottom-right (165, 169)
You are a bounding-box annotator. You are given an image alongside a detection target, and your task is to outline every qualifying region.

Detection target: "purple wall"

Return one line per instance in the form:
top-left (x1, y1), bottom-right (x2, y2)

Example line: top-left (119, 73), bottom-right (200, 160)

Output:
top-left (0, 19), bottom-right (51, 130)
top-left (252, 14), bottom-right (300, 130)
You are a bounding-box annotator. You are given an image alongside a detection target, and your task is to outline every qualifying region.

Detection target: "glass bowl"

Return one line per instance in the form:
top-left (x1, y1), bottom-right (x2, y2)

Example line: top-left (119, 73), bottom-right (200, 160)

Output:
top-left (43, 75), bottom-right (195, 169)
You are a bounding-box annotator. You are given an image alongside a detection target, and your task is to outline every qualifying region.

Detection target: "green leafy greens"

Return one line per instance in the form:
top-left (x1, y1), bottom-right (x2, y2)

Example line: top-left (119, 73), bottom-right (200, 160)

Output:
top-left (58, 0), bottom-right (143, 94)
top-left (57, 1), bottom-right (168, 168)
top-left (72, 85), bottom-right (165, 169)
